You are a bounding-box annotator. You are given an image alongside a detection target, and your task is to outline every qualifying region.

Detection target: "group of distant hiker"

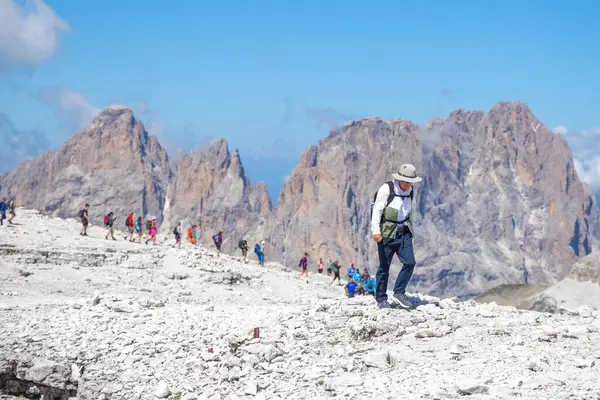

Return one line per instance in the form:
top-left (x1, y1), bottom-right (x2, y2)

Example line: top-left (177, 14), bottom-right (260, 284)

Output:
top-left (344, 264), bottom-right (376, 297)
top-left (6, 162), bottom-right (424, 310)
top-left (0, 196), bottom-right (16, 226)
top-left (75, 203), bottom-right (270, 264)
top-left (298, 254), bottom-right (377, 296)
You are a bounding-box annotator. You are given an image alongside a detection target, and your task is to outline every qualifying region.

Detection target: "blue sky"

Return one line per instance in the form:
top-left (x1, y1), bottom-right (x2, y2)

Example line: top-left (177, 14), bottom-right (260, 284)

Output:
top-left (1, 0), bottom-right (600, 202)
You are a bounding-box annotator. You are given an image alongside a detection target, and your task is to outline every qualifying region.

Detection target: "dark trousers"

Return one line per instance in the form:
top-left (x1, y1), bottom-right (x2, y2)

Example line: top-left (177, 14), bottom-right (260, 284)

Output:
top-left (375, 229), bottom-right (416, 302)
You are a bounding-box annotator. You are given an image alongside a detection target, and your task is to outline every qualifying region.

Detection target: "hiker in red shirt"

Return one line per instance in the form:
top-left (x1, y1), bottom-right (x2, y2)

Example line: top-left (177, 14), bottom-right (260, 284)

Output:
top-left (125, 212), bottom-right (135, 242)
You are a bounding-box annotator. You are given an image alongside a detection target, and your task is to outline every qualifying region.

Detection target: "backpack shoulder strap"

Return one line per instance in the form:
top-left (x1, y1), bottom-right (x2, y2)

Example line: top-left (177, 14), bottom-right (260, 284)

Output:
top-left (385, 181), bottom-right (395, 206)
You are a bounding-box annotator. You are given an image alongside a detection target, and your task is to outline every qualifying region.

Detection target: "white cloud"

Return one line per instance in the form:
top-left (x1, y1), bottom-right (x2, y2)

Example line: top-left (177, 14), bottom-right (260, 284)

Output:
top-left (40, 86), bottom-right (100, 130)
top-left (573, 158), bottom-right (600, 192)
top-left (552, 125), bottom-right (568, 136)
top-left (0, 0), bottom-right (70, 66)
top-left (555, 125), bottom-right (600, 192)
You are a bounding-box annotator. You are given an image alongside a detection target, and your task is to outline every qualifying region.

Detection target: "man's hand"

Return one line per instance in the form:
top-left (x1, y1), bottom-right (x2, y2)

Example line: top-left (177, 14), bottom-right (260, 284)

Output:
top-left (372, 233), bottom-right (382, 243)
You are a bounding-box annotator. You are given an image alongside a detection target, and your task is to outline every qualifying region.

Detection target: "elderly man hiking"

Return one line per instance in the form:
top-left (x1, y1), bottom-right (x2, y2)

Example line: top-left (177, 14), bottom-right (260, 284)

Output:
top-left (371, 164), bottom-right (422, 309)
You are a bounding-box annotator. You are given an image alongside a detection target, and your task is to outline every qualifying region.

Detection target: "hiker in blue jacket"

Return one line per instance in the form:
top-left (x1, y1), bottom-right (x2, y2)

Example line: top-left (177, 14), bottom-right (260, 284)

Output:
top-left (366, 277), bottom-right (376, 296)
top-left (0, 197), bottom-right (7, 226)
top-left (345, 277), bottom-right (357, 298)
top-left (255, 240), bottom-right (265, 266)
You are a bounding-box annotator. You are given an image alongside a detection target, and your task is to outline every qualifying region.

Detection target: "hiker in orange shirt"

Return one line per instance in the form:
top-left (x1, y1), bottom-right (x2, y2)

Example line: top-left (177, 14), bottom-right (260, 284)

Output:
top-left (187, 224), bottom-right (197, 245)
top-left (125, 212), bottom-right (135, 242)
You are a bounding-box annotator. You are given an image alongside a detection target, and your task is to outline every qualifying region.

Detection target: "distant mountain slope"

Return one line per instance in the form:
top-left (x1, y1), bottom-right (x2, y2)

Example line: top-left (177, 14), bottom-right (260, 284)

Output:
top-left (270, 101), bottom-right (600, 298)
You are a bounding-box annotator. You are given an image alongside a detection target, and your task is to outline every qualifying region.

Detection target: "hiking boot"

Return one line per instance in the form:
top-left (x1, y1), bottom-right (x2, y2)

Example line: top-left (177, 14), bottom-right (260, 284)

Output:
top-left (393, 293), bottom-right (414, 309)
top-left (377, 299), bottom-right (391, 309)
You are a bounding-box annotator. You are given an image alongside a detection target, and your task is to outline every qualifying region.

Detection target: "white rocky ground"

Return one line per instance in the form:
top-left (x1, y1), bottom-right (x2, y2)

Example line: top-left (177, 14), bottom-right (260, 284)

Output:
top-left (1, 209), bottom-right (600, 400)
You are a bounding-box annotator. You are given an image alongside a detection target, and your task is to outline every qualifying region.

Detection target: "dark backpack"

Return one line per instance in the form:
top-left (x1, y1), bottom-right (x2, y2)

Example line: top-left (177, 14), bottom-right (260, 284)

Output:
top-left (125, 218), bottom-right (129, 227)
top-left (78, 209), bottom-right (85, 218)
top-left (173, 227), bottom-right (178, 235)
top-left (238, 240), bottom-right (245, 249)
top-left (146, 221), bottom-right (152, 230)
top-left (370, 181), bottom-right (413, 224)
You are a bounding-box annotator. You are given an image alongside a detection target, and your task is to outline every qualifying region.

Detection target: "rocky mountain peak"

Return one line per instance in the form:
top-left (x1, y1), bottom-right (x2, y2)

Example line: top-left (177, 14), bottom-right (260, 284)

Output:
top-left (207, 136), bottom-right (229, 154)
top-left (166, 136), bottom-right (272, 250)
top-left (447, 109), bottom-right (485, 129)
top-left (88, 105), bottom-right (135, 132)
top-left (184, 137), bottom-right (234, 173)
top-left (483, 100), bottom-right (542, 139)
top-left (0, 105), bottom-right (172, 224)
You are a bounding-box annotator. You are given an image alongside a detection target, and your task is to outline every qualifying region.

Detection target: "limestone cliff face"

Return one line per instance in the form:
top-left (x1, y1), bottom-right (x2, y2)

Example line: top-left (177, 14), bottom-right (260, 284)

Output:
top-left (271, 117), bottom-right (423, 267)
top-left (166, 138), bottom-right (273, 253)
top-left (0, 106), bottom-right (172, 224)
top-left (272, 101), bottom-right (600, 298)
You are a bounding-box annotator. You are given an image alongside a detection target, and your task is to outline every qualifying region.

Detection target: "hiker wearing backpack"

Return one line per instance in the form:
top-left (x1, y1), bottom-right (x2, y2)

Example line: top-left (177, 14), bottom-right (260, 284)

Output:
top-left (0, 197), bottom-right (7, 226)
top-left (79, 204), bottom-right (90, 236)
top-left (7, 197), bottom-right (16, 224)
top-left (134, 217), bottom-right (143, 243)
top-left (238, 239), bottom-right (249, 263)
top-left (212, 231), bottom-right (223, 256)
top-left (362, 268), bottom-right (370, 282)
top-left (104, 212), bottom-right (116, 240)
top-left (125, 212), bottom-right (135, 242)
top-left (365, 276), bottom-right (376, 296)
top-left (145, 216), bottom-right (157, 245)
top-left (371, 164), bottom-right (422, 309)
top-left (173, 222), bottom-right (182, 248)
top-left (352, 269), bottom-right (362, 283)
top-left (329, 259), bottom-right (342, 285)
top-left (299, 253), bottom-right (309, 279)
top-left (347, 264), bottom-right (356, 278)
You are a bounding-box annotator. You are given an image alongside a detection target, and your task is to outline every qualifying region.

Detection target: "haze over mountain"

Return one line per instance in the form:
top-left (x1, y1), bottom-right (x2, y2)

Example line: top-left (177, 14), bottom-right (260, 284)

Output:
top-left (1, 100), bottom-right (598, 299)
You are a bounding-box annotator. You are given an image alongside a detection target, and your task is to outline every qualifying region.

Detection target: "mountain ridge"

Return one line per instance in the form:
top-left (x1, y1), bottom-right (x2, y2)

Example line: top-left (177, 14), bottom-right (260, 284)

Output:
top-left (1, 100), bottom-right (598, 298)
